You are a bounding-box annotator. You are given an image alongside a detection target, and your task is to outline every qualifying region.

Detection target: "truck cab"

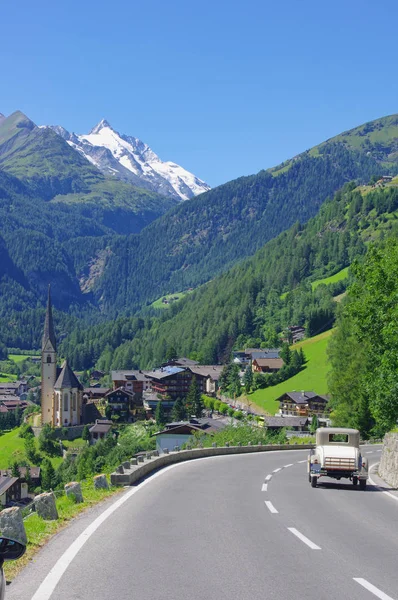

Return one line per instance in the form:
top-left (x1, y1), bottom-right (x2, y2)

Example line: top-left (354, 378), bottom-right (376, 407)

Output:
top-left (308, 427), bottom-right (368, 489)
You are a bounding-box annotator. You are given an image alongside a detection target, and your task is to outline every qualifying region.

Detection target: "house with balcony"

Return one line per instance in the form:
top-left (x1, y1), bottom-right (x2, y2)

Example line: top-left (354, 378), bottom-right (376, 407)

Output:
top-left (111, 370), bottom-right (152, 400)
top-left (277, 391), bottom-right (329, 418)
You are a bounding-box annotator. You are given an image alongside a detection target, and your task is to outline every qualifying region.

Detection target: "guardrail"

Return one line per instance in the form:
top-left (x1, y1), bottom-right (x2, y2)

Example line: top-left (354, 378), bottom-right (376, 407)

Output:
top-left (111, 443), bottom-right (314, 486)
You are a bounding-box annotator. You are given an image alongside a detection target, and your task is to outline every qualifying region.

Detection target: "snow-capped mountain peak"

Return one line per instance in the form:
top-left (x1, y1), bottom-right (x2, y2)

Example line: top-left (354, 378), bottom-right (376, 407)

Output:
top-left (89, 118), bottom-right (112, 135)
top-left (47, 119), bottom-right (210, 201)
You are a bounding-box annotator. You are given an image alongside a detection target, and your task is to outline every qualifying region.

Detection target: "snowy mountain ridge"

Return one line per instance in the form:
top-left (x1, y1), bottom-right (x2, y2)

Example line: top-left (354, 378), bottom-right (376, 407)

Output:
top-left (47, 119), bottom-right (210, 201)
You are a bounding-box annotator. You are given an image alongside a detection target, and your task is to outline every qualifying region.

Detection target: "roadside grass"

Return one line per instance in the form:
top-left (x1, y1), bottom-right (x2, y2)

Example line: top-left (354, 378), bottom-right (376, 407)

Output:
top-left (0, 429), bottom-right (26, 467)
top-left (288, 435), bottom-right (315, 445)
top-left (3, 481), bottom-right (124, 581)
top-left (311, 267), bottom-right (349, 290)
top-left (0, 428), bottom-right (78, 469)
top-left (248, 330), bottom-right (333, 415)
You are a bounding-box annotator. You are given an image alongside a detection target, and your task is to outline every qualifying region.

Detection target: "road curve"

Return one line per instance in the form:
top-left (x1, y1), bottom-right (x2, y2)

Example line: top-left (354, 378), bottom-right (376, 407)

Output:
top-left (8, 445), bottom-right (398, 600)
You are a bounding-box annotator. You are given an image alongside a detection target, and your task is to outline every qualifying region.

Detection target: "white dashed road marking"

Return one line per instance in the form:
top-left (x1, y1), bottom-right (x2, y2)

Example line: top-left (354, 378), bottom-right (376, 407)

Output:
top-left (287, 528), bottom-right (321, 550)
top-left (261, 483), bottom-right (268, 492)
top-left (353, 578), bottom-right (395, 600)
top-left (297, 460), bottom-right (307, 464)
top-left (265, 474), bottom-right (272, 481)
top-left (284, 463), bottom-right (294, 468)
top-left (264, 501), bottom-right (278, 514)
top-left (273, 467), bottom-right (282, 473)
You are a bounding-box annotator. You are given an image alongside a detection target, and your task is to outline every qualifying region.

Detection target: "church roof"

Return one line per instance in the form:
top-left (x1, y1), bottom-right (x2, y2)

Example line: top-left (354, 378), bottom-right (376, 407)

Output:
top-left (54, 360), bottom-right (83, 390)
top-left (42, 285), bottom-right (57, 351)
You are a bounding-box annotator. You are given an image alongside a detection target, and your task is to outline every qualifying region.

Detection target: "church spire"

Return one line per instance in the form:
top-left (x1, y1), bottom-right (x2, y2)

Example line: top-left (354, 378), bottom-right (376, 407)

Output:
top-left (42, 285), bottom-right (57, 351)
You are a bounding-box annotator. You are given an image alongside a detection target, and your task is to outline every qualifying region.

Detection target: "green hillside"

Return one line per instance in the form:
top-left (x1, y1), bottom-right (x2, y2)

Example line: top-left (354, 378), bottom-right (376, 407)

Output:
top-left (248, 330), bottom-right (332, 415)
top-left (96, 141), bottom-right (387, 314)
top-left (68, 182), bottom-right (398, 371)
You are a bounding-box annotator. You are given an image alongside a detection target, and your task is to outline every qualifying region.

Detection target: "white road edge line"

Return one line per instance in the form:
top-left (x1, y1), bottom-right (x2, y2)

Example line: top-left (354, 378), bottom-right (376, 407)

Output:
top-left (30, 462), bottom-right (193, 600)
top-left (287, 527), bottom-right (321, 550)
top-left (353, 578), bottom-right (395, 600)
top-left (265, 474), bottom-right (272, 481)
top-left (264, 501), bottom-right (278, 514)
top-left (297, 460), bottom-right (307, 463)
top-left (261, 483), bottom-right (268, 492)
top-left (284, 463), bottom-right (294, 468)
top-left (368, 466), bottom-right (398, 504)
top-left (29, 450), bottom-right (311, 600)
top-left (273, 467), bottom-right (282, 473)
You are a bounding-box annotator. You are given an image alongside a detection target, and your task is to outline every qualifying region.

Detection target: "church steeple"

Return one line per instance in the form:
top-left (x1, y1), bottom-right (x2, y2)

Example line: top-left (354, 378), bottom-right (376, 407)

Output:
top-left (42, 284), bottom-right (57, 351)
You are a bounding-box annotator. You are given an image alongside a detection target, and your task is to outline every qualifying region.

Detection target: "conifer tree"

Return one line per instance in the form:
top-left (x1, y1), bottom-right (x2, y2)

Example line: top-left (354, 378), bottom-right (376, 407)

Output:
top-left (171, 397), bottom-right (186, 422)
top-left (155, 401), bottom-right (166, 427)
top-left (186, 377), bottom-right (203, 418)
top-left (11, 461), bottom-right (21, 478)
top-left (41, 458), bottom-right (56, 491)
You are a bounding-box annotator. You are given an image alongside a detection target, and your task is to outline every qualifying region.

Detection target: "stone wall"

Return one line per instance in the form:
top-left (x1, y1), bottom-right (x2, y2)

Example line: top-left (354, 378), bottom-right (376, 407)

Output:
top-left (111, 444), bottom-right (314, 486)
top-left (32, 425), bottom-right (85, 440)
top-left (379, 433), bottom-right (398, 487)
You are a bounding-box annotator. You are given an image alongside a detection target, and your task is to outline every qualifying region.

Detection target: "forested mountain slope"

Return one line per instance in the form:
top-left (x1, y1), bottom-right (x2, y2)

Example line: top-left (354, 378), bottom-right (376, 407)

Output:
top-left (94, 141), bottom-right (389, 313)
top-left (60, 181), bottom-right (398, 370)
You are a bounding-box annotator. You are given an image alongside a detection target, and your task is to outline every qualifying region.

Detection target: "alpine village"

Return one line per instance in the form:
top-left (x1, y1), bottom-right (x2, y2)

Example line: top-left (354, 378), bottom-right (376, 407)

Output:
top-left (1, 109), bottom-right (398, 536)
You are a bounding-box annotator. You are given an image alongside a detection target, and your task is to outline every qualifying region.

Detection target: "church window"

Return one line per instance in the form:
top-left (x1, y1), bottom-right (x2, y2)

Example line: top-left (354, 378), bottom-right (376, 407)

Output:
top-left (56, 394), bottom-right (60, 411)
top-left (73, 393), bottom-right (77, 411)
top-left (64, 393), bottom-right (69, 411)
top-left (47, 355), bottom-right (51, 364)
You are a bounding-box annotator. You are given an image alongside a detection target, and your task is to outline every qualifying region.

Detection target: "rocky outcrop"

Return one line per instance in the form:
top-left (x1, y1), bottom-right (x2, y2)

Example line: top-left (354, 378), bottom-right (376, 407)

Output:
top-left (379, 433), bottom-right (398, 487)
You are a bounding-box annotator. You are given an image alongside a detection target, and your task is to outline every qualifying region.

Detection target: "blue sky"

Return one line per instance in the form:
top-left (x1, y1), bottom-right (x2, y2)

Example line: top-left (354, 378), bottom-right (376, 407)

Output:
top-left (2, 0), bottom-right (398, 187)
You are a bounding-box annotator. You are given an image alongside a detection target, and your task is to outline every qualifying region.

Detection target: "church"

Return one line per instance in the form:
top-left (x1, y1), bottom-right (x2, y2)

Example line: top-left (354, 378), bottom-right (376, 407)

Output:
top-left (41, 287), bottom-right (83, 426)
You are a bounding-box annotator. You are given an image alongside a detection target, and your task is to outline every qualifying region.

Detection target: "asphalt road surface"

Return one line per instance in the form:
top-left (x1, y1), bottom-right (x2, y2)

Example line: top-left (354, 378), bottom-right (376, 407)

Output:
top-left (8, 445), bottom-right (398, 600)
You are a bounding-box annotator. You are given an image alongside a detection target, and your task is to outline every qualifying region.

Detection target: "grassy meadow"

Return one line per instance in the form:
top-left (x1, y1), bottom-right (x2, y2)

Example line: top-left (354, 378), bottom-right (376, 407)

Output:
top-left (248, 329), bottom-right (333, 415)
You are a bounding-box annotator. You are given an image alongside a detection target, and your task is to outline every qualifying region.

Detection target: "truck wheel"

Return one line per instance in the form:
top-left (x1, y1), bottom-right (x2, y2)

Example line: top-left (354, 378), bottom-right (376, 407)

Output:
top-left (359, 479), bottom-right (367, 490)
top-left (352, 476), bottom-right (358, 486)
top-left (311, 476), bottom-right (317, 488)
top-left (308, 473), bottom-right (311, 483)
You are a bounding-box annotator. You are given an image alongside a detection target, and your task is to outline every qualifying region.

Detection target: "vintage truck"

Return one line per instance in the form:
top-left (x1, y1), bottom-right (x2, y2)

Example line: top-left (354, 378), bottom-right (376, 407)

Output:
top-left (308, 427), bottom-right (368, 489)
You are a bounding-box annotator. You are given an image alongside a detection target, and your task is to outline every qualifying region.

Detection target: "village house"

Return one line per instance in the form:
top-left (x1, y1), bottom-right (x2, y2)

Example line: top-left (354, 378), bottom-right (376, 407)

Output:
top-left (153, 417), bottom-right (227, 452)
top-left (161, 357), bottom-right (199, 368)
top-left (0, 476), bottom-right (29, 507)
top-left (143, 393), bottom-right (175, 418)
top-left (277, 391), bottom-right (329, 418)
top-left (189, 365), bottom-right (224, 395)
top-left (89, 419), bottom-right (113, 444)
top-left (263, 416), bottom-right (309, 432)
top-left (0, 397), bottom-right (29, 412)
top-left (143, 366), bottom-right (193, 400)
top-left (83, 387), bottom-right (110, 401)
top-left (0, 467), bottom-right (41, 488)
top-left (90, 369), bottom-right (105, 381)
top-left (105, 387), bottom-right (138, 420)
top-left (252, 357), bottom-right (284, 373)
top-left (111, 370), bottom-right (152, 399)
top-left (0, 381), bottom-right (28, 397)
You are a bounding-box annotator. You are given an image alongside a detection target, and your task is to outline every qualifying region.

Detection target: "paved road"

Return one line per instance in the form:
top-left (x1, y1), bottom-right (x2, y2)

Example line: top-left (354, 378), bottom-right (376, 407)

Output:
top-left (8, 445), bottom-right (398, 600)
